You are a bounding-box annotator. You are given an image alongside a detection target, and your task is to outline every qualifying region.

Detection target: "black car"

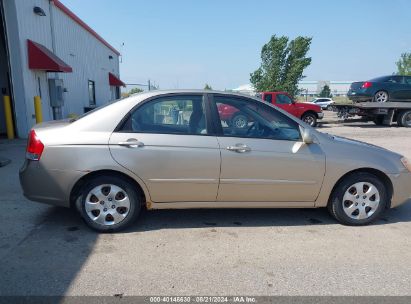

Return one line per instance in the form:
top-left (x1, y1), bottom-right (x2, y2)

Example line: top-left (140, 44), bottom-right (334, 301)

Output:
top-left (348, 75), bottom-right (411, 103)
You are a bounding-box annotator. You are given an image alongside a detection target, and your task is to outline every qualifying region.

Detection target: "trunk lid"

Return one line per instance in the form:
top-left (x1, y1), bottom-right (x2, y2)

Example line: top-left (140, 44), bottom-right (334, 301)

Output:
top-left (33, 119), bottom-right (72, 131)
top-left (349, 81), bottom-right (365, 92)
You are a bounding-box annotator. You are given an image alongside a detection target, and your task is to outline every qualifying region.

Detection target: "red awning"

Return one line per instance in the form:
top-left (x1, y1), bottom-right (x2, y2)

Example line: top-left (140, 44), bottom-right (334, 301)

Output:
top-left (109, 72), bottom-right (125, 87)
top-left (27, 40), bottom-right (73, 73)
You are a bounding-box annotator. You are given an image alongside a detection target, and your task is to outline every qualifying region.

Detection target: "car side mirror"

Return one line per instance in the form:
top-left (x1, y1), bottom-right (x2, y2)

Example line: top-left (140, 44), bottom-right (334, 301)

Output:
top-left (301, 127), bottom-right (314, 144)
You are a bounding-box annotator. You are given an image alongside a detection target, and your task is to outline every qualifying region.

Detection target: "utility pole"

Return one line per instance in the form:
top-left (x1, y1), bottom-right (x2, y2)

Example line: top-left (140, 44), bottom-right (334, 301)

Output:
top-left (148, 79), bottom-right (151, 91)
top-left (120, 43), bottom-right (124, 63)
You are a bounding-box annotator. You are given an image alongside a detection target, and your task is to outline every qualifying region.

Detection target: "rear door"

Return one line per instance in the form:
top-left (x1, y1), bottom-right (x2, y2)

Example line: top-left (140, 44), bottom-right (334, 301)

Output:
top-left (109, 94), bottom-right (221, 203)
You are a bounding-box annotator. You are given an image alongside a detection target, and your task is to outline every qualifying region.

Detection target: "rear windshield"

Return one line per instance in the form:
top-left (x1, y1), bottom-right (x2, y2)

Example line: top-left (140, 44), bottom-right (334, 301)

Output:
top-left (70, 100), bottom-right (118, 122)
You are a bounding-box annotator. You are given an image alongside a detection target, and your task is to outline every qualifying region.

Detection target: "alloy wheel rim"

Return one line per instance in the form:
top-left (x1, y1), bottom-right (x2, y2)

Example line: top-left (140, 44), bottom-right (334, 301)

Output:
top-left (404, 113), bottom-right (411, 127)
top-left (304, 116), bottom-right (315, 126)
top-left (342, 182), bottom-right (380, 220)
top-left (85, 184), bottom-right (130, 226)
top-left (234, 117), bottom-right (247, 128)
top-left (375, 92), bottom-right (388, 102)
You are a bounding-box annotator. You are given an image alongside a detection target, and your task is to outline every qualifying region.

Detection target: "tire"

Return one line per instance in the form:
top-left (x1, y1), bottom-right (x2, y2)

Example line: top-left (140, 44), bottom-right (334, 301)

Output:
top-left (398, 110), bottom-right (411, 128)
top-left (301, 112), bottom-right (317, 127)
top-left (79, 175), bottom-right (141, 232)
top-left (397, 112), bottom-right (404, 127)
top-left (231, 114), bottom-right (248, 129)
top-left (328, 172), bottom-right (388, 226)
top-left (373, 91), bottom-right (389, 103)
top-left (373, 116), bottom-right (384, 126)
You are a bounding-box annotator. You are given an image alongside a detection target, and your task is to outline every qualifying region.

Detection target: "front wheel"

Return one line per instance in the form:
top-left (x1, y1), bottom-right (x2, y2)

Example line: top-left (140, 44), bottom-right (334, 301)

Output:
top-left (301, 112), bottom-right (317, 127)
top-left (374, 91), bottom-right (389, 103)
top-left (79, 176), bottom-right (141, 232)
top-left (328, 172), bottom-right (388, 226)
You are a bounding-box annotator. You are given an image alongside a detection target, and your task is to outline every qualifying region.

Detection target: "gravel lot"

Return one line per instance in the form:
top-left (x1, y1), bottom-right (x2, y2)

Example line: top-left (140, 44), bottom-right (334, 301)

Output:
top-left (1, 111), bottom-right (411, 296)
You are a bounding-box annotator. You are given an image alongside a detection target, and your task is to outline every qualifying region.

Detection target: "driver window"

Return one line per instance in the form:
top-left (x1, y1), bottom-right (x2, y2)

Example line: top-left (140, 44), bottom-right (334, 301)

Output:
top-left (276, 94), bottom-right (293, 104)
top-left (214, 97), bottom-right (301, 141)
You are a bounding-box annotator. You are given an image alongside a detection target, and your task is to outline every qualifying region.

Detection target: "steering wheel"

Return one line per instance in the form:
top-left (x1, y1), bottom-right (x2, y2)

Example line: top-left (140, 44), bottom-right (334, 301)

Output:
top-left (246, 121), bottom-right (263, 137)
top-left (247, 121), bottom-right (284, 138)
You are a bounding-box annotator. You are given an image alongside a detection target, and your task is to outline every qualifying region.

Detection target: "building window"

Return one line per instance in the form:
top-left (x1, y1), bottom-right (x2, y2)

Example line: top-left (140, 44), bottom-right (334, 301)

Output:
top-left (88, 80), bottom-right (96, 106)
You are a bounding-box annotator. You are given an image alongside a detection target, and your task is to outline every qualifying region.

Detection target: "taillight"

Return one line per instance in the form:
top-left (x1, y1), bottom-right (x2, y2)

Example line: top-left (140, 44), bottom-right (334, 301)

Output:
top-left (26, 130), bottom-right (44, 161)
top-left (362, 82), bottom-right (372, 89)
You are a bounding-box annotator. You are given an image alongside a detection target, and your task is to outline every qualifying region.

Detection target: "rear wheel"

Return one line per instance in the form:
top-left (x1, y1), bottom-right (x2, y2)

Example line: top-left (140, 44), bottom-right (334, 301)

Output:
top-left (328, 172), bottom-right (387, 226)
top-left (301, 112), bottom-right (317, 127)
top-left (79, 176), bottom-right (141, 232)
top-left (398, 110), bottom-right (411, 128)
top-left (373, 91), bottom-right (389, 103)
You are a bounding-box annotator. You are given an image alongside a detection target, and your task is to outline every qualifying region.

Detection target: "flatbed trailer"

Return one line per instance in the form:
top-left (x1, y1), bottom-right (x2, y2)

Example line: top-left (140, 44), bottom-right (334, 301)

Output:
top-left (331, 102), bottom-right (411, 127)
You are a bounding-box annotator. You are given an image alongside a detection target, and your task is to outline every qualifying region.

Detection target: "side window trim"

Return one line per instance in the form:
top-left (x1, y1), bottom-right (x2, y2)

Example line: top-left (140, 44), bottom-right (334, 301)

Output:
top-left (204, 93), bottom-right (221, 136)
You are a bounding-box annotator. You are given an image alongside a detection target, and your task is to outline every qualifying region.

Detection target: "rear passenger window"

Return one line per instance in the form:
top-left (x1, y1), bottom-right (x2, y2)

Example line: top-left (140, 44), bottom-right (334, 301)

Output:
top-left (121, 95), bottom-right (208, 135)
top-left (264, 94), bottom-right (272, 103)
top-left (387, 76), bottom-right (404, 83)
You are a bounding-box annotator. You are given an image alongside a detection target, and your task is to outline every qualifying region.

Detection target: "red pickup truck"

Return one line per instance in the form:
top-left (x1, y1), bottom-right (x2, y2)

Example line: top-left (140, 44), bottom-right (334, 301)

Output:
top-left (218, 91), bottom-right (323, 127)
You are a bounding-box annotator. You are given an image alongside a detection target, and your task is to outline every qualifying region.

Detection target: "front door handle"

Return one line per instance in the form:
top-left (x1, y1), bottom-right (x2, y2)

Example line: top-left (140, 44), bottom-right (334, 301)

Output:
top-left (118, 139), bottom-right (144, 148)
top-left (226, 144), bottom-right (251, 153)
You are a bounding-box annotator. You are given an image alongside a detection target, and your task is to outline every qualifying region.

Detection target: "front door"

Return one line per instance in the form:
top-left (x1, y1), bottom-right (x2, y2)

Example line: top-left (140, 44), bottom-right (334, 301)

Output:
top-left (109, 94), bottom-right (220, 203)
top-left (211, 95), bottom-right (325, 204)
top-left (275, 93), bottom-right (299, 117)
top-left (386, 76), bottom-right (408, 100)
top-left (403, 76), bottom-right (411, 100)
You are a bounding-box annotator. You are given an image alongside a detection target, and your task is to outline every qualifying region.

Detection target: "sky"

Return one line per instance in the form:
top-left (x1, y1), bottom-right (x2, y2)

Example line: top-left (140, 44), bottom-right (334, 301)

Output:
top-left (62, 0), bottom-right (411, 90)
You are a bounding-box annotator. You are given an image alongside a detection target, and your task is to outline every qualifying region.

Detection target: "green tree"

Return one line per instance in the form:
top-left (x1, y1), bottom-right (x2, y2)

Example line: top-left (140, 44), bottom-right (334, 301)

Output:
top-left (204, 83), bottom-right (212, 90)
top-left (250, 35), bottom-right (312, 96)
top-left (396, 52), bottom-right (411, 75)
top-left (129, 87), bottom-right (144, 95)
top-left (319, 85), bottom-right (332, 98)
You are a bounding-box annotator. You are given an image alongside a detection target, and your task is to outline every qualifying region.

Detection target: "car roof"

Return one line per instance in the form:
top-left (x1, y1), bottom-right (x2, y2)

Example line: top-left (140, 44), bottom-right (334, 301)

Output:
top-left (130, 89), bottom-right (257, 98)
top-left (369, 75), bottom-right (408, 81)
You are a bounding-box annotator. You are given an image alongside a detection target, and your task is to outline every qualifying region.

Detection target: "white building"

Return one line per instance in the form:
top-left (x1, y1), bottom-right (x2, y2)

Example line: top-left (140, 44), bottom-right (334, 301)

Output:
top-left (232, 80), bottom-right (354, 97)
top-left (230, 84), bottom-right (255, 96)
top-left (298, 81), bottom-right (354, 97)
top-left (0, 0), bottom-right (124, 137)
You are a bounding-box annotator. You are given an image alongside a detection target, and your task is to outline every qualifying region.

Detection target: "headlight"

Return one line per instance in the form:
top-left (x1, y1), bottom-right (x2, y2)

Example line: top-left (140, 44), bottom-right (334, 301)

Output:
top-left (401, 157), bottom-right (411, 172)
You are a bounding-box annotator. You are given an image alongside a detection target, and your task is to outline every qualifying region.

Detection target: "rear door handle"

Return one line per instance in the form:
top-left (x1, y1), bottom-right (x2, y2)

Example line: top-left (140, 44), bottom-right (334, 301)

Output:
top-left (118, 139), bottom-right (144, 148)
top-left (226, 144), bottom-right (251, 153)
